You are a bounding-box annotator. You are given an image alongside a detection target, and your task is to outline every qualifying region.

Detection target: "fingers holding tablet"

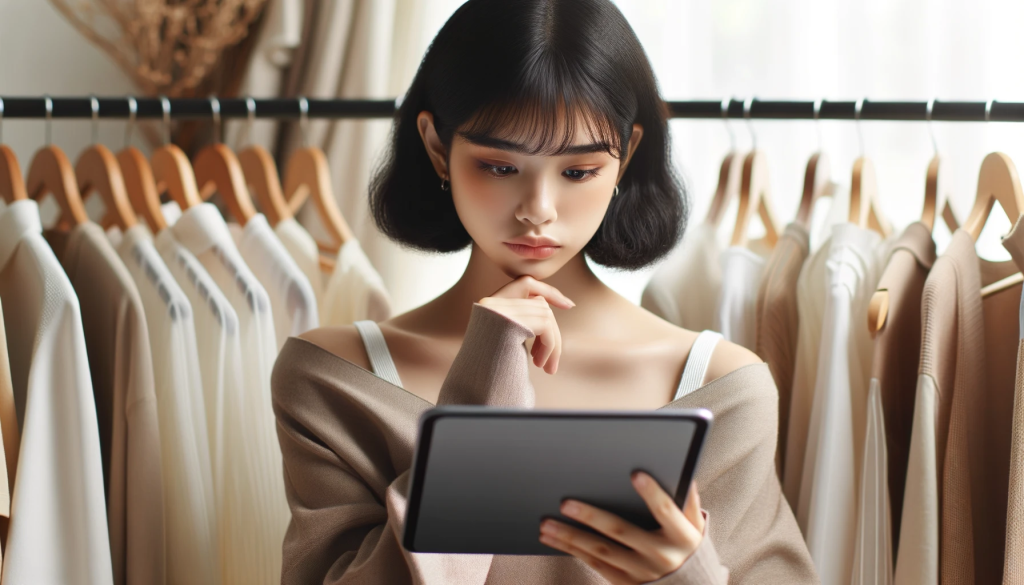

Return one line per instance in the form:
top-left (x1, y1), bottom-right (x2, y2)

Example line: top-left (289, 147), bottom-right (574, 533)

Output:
top-left (537, 475), bottom-right (704, 584)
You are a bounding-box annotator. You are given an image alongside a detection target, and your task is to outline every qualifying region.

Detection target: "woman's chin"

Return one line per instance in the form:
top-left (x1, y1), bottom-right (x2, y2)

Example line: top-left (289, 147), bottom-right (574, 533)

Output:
top-left (495, 256), bottom-right (565, 281)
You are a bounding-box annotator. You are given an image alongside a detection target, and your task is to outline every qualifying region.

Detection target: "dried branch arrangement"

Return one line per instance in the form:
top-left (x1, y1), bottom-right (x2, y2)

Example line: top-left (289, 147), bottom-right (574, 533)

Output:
top-left (49, 0), bottom-right (268, 97)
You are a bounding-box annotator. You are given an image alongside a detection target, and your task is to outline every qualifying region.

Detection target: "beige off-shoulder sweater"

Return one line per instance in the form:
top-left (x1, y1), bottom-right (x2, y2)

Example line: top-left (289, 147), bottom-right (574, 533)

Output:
top-left (271, 304), bottom-right (819, 584)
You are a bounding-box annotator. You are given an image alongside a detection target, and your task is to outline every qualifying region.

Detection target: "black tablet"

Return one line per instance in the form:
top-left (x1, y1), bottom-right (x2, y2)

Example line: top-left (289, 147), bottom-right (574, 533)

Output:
top-left (402, 406), bottom-right (712, 555)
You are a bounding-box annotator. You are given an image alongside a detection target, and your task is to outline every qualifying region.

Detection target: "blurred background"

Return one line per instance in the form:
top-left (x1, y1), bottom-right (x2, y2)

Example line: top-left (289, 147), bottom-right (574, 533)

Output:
top-left (1, 0), bottom-right (1021, 313)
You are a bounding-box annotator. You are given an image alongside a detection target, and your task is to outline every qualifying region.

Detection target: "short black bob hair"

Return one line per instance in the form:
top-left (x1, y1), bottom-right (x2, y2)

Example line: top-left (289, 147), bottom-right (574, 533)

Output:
top-left (369, 0), bottom-right (687, 270)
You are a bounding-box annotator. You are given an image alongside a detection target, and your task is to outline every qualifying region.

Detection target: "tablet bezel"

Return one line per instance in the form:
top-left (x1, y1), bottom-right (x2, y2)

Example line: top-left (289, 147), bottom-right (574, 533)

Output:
top-left (402, 406), bottom-right (712, 553)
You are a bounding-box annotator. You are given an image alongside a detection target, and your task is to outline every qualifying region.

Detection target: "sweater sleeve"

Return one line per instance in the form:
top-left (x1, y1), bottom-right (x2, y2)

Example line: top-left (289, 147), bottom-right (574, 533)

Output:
top-left (436, 303), bottom-right (537, 408)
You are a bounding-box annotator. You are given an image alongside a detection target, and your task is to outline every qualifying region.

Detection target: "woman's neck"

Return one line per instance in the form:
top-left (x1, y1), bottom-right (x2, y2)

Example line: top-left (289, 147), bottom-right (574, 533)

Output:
top-left (424, 244), bottom-right (623, 338)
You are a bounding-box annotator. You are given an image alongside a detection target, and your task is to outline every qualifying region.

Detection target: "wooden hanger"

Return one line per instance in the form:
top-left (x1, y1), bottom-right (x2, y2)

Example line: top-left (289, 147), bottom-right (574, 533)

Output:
top-left (26, 98), bottom-right (88, 230)
top-left (966, 152), bottom-right (1024, 299)
top-left (848, 156), bottom-right (891, 237)
top-left (704, 151), bottom-right (742, 227)
top-left (0, 99), bottom-right (27, 203)
top-left (963, 152), bottom-right (1023, 240)
top-left (237, 97), bottom-right (292, 225)
top-left (795, 152), bottom-right (832, 228)
top-left (150, 96), bottom-right (203, 213)
top-left (115, 98), bottom-right (167, 232)
top-left (74, 97), bottom-right (136, 230)
top-left (729, 149), bottom-right (779, 248)
top-left (849, 100), bottom-right (891, 237)
top-left (192, 97), bottom-right (257, 225)
top-left (0, 147), bottom-right (26, 203)
top-left (284, 146), bottom-right (354, 262)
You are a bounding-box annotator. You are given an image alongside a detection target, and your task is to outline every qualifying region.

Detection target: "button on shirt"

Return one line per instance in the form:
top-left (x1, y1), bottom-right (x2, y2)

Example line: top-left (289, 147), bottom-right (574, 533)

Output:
top-left (0, 200), bottom-right (113, 585)
top-left (116, 225), bottom-right (220, 585)
top-left (170, 203), bottom-right (289, 585)
top-left (231, 213), bottom-right (318, 348)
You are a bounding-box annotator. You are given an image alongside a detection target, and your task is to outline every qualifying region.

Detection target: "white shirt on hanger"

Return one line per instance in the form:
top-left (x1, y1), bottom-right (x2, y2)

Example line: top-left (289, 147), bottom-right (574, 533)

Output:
top-left (230, 213), bottom-right (318, 348)
top-left (641, 222), bottom-right (722, 331)
top-left (715, 243), bottom-right (771, 350)
top-left (274, 217), bottom-right (323, 306)
top-left (321, 238), bottom-right (392, 325)
top-left (169, 203), bottom-right (288, 585)
top-left (116, 224), bottom-right (221, 585)
top-left (0, 200), bottom-right (113, 585)
top-left (796, 223), bottom-right (889, 585)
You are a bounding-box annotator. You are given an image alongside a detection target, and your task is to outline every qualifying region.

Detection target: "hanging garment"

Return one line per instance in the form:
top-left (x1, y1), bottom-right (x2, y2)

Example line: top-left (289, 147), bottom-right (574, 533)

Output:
top-left (272, 303), bottom-right (819, 584)
top-left (169, 203), bottom-right (289, 585)
top-left (852, 222), bottom-right (935, 585)
top-left (795, 223), bottom-right (888, 585)
top-left (274, 216), bottom-right (323, 306)
top-left (785, 231), bottom-right (832, 509)
top-left (0, 298), bottom-right (12, 573)
top-left (1005, 216), bottom-right (1024, 585)
top-left (0, 199), bottom-right (113, 585)
top-left (754, 222), bottom-right (811, 474)
top-left (642, 222), bottom-right (721, 330)
top-left (715, 244), bottom-right (770, 350)
top-left (321, 238), bottom-right (393, 325)
top-left (50, 223), bottom-right (166, 585)
top-left (230, 214), bottom-right (318, 348)
top-left (115, 225), bottom-right (221, 585)
top-left (894, 227), bottom-right (1022, 585)
top-left (154, 226), bottom-right (248, 585)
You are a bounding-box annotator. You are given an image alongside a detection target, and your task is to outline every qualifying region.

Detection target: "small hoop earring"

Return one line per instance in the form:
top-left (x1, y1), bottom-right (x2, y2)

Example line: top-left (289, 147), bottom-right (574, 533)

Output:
top-left (613, 185), bottom-right (620, 197)
top-left (440, 177), bottom-right (450, 191)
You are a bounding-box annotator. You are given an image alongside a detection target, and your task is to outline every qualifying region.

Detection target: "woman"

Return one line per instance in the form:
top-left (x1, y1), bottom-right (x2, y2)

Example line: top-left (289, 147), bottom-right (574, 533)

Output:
top-left (272, 0), bottom-right (818, 583)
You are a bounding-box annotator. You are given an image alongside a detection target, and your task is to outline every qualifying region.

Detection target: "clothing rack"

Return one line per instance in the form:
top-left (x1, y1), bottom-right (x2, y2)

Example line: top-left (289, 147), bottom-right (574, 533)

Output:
top-left (0, 97), bottom-right (1022, 122)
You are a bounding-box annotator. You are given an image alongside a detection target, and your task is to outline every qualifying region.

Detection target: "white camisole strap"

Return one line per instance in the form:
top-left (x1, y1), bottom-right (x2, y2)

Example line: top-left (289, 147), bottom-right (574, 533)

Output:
top-left (353, 320), bottom-right (404, 388)
top-left (673, 330), bottom-right (723, 401)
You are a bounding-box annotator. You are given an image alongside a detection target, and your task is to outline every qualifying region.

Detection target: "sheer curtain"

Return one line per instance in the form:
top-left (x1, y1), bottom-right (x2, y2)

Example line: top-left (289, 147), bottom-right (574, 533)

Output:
top-left (274, 0), bottom-right (1024, 313)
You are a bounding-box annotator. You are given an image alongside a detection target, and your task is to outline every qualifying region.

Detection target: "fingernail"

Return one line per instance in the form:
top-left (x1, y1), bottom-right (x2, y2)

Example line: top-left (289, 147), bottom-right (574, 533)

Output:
top-left (540, 520), bottom-right (557, 535)
top-left (633, 472), bottom-right (649, 487)
top-left (561, 501), bottom-right (580, 516)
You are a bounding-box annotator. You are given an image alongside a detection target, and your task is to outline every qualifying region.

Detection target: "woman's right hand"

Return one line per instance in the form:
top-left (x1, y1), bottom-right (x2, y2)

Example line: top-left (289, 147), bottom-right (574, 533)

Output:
top-left (478, 276), bottom-right (575, 375)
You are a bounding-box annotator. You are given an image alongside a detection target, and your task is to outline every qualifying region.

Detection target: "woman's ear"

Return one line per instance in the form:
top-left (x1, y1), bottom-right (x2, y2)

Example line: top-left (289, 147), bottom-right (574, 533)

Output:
top-left (616, 123), bottom-right (645, 183)
top-left (417, 111), bottom-right (450, 179)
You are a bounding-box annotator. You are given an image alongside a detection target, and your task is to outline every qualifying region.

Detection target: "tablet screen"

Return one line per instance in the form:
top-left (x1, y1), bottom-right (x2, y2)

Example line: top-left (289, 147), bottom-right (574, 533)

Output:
top-left (405, 408), bottom-right (709, 555)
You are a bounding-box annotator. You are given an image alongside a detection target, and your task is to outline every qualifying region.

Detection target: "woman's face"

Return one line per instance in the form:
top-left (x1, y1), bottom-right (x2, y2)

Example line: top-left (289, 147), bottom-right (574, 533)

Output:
top-left (423, 113), bottom-right (642, 280)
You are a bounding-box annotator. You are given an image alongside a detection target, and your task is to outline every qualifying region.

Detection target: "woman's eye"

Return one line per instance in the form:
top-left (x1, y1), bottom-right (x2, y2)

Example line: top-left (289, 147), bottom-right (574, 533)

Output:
top-left (477, 161), bottom-right (517, 177)
top-left (563, 168), bottom-right (600, 181)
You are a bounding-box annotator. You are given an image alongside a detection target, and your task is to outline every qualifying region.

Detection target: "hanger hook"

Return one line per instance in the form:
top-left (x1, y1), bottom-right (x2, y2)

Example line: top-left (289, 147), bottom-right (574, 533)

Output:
top-left (124, 97), bottom-right (137, 149)
top-left (743, 97), bottom-right (756, 149)
top-left (244, 97), bottom-right (256, 147)
top-left (208, 96), bottom-right (221, 144)
top-left (721, 97), bottom-right (736, 151)
top-left (44, 94), bottom-right (53, 147)
top-left (0, 97), bottom-right (4, 144)
top-left (298, 96), bottom-right (310, 148)
top-left (813, 98), bottom-right (823, 152)
top-left (926, 98), bottom-right (939, 156)
top-left (985, 99), bottom-right (996, 123)
top-left (160, 95), bottom-right (171, 145)
top-left (90, 95), bottom-right (100, 145)
top-left (854, 98), bottom-right (865, 157)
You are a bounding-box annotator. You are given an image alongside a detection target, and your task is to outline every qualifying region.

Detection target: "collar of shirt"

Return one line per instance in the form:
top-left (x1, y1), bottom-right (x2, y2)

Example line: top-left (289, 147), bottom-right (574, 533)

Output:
top-left (170, 203), bottom-right (233, 257)
top-left (0, 200), bottom-right (43, 270)
top-left (891, 221), bottom-right (937, 271)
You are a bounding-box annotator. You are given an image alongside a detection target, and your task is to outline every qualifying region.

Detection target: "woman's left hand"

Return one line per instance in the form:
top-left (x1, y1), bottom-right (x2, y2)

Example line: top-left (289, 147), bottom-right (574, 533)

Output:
top-left (538, 473), bottom-right (705, 585)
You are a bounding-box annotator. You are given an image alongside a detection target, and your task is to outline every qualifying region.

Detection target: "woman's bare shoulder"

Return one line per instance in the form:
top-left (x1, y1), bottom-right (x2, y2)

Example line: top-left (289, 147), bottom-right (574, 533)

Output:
top-left (634, 302), bottom-right (763, 385)
top-left (298, 326), bottom-right (371, 371)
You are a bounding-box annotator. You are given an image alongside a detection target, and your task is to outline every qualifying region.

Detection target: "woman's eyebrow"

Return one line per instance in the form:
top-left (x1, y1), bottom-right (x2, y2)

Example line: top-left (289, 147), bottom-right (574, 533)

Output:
top-left (459, 132), bottom-right (612, 155)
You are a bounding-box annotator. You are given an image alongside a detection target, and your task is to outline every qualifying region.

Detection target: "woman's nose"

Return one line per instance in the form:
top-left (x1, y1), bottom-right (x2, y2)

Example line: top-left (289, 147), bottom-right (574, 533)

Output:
top-left (515, 179), bottom-right (557, 225)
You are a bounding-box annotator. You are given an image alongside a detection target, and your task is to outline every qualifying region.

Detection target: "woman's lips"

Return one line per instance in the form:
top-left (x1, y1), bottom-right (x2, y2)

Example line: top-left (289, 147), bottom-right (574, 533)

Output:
top-left (503, 242), bottom-right (560, 259)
